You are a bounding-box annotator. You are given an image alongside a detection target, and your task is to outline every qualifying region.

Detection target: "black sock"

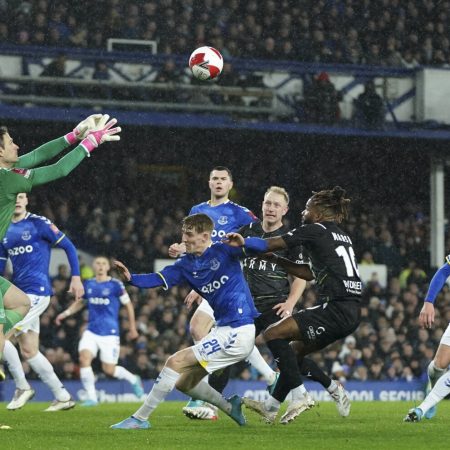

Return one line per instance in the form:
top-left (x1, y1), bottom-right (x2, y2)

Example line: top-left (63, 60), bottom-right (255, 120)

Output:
top-left (267, 339), bottom-right (303, 402)
top-left (300, 357), bottom-right (332, 389)
top-left (209, 365), bottom-right (231, 394)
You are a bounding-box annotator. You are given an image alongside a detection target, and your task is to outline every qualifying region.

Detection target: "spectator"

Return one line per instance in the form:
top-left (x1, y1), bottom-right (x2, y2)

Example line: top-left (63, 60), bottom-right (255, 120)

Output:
top-left (303, 72), bottom-right (342, 124)
top-left (353, 80), bottom-right (385, 129)
top-left (39, 53), bottom-right (70, 97)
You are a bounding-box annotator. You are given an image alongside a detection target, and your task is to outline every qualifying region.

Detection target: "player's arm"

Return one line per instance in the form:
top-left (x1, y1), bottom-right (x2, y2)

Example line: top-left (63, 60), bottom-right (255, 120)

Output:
top-left (273, 277), bottom-right (307, 318)
top-left (225, 233), bottom-right (287, 253)
top-left (419, 260), bottom-right (450, 329)
top-left (11, 116), bottom-right (121, 190)
top-left (124, 301), bottom-right (139, 339)
top-left (116, 281), bottom-right (138, 339)
top-left (266, 253), bottom-right (314, 280)
top-left (114, 260), bottom-right (184, 290)
top-left (17, 114), bottom-right (103, 168)
top-left (55, 235), bottom-right (84, 301)
top-left (55, 298), bottom-right (85, 326)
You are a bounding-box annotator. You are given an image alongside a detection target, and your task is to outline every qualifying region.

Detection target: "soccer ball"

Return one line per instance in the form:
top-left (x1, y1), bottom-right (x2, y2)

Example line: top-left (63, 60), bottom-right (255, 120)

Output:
top-left (189, 46), bottom-right (223, 81)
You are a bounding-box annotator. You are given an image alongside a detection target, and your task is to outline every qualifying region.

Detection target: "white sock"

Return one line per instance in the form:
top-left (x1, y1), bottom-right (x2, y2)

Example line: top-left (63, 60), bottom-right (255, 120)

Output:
top-left (134, 366), bottom-right (179, 421)
top-left (291, 384), bottom-right (307, 401)
top-left (264, 395), bottom-right (281, 411)
top-left (80, 366), bottom-right (97, 402)
top-left (427, 361), bottom-right (446, 388)
top-left (27, 352), bottom-right (70, 401)
top-left (186, 381), bottom-right (230, 413)
top-left (113, 366), bottom-right (138, 385)
top-left (419, 371), bottom-right (450, 414)
top-left (3, 340), bottom-right (30, 390)
top-left (247, 346), bottom-right (276, 385)
top-left (327, 380), bottom-right (338, 393)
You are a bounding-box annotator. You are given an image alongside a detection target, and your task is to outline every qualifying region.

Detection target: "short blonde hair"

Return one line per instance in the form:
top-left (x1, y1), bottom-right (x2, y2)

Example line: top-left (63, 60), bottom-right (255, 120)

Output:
top-left (264, 186), bottom-right (289, 205)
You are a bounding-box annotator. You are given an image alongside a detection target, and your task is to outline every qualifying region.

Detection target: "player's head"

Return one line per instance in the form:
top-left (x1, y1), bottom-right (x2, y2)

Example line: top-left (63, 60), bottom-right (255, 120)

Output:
top-left (209, 166), bottom-right (233, 200)
top-left (93, 256), bottom-right (111, 276)
top-left (181, 213), bottom-right (214, 254)
top-left (262, 186), bottom-right (289, 226)
top-left (302, 186), bottom-right (350, 224)
top-left (14, 193), bottom-right (28, 217)
top-left (0, 126), bottom-right (19, 166)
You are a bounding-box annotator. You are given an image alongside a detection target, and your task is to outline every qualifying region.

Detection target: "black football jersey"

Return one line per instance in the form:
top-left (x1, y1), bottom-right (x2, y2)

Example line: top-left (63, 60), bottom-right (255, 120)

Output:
top-left (240, 221), bottom-right (306, 312)
top-left (282, 221), bottom-right (362, 300)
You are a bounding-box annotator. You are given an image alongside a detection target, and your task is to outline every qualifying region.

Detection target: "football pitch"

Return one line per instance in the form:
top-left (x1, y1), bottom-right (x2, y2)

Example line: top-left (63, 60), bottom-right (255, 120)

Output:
top-left (0, 401), bottom-right (448, 450)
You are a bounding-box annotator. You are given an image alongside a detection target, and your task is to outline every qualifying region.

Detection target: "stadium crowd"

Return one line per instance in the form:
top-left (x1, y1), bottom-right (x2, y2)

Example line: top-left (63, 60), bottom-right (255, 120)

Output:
top-left (1, 0), bottom-right (450, 67)
top-left (5, 187), bottom-right (447, 385)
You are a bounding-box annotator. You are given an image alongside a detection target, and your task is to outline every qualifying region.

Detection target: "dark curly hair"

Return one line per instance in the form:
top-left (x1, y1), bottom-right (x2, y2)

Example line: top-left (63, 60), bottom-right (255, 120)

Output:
top-left (309, 186), bottom-right (350, 223)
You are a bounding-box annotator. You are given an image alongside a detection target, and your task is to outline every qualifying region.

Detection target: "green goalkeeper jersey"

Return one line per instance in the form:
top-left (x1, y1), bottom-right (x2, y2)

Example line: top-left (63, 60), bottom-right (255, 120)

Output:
top-left (0, 136), bottom-right (87, 240)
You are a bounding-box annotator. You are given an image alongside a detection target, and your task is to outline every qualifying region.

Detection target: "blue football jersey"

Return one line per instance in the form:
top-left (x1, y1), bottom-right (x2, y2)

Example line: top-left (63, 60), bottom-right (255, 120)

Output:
top-left (190, 201), bottom-right (257, 242)
top-left (84, 277), bottom-right (130, 336)
top-left (0, 213), bottom-right (65, 295)
top-left (158, 242), bottom-right (259, 327)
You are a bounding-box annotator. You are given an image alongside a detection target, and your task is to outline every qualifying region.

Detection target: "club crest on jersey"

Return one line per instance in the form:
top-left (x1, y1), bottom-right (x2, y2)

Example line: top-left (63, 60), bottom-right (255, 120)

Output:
top-left (102, 289), bottom-right (110, 296)
top-left (2, 237), bottom-right (7, 244)
top-left (210, 258), bottom-right (220, 271)
top-left (218, 216), bottom-right (228, 225)
top-left (11, 168), bottom-right (31, 178)
top-left (87, 289), bottom-right (92, 294)
top-left (21, 230), bottom-right (31, 241)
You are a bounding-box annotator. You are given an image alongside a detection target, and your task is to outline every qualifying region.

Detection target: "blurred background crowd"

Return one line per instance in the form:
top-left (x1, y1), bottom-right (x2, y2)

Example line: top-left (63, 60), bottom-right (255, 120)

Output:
top-left (2, 0), bottom-right (450, 67)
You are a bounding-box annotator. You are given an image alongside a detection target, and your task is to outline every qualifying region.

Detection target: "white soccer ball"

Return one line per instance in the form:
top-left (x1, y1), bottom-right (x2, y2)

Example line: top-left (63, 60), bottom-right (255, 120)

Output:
top-left (189, 46), bottom-right (224, 81)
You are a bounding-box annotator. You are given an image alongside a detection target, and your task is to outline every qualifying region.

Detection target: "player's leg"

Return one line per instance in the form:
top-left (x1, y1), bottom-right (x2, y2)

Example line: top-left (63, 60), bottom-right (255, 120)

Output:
top-left (2, 281), bottom-right (30, 340)
top-left (282, 301), bottom-right (360, 421)
top-left (111, 347), bottom-right (202, 429)
top-left (4, 338), bottom-right (34, 409)
top-left (405, 334), bottom-right (450, 421)
top-left (99, 335), bottom-right (144, 399)
top-left (111, 324), bottom-right (255, 429)
top-left (190, 303), bottom-right (215, 342)
top-left (423, 325), bottom-right (450, 419)
top-left (19, 330), bottom-right (74, 411)
top-left (177, 323), bottom-right (255, 425)
top-left (405, 369), bottom-right (450, 422)
top-left (295, 348), bottom-right (350, 417)
top-left (183, 299), bottom-right (216, 419)
top-left (242, 314), bottom-right (313, 424)
top-left (78, 331), bottom-right (99, 406)
top-left (10, 295), bottom-right (73, 411)
top-left (0, 280), bottom-right (30, 383)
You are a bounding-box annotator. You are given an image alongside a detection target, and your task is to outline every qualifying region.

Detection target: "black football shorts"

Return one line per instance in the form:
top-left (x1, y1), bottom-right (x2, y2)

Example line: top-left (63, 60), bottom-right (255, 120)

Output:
top-left (293, 299), bottom-right (361, 350)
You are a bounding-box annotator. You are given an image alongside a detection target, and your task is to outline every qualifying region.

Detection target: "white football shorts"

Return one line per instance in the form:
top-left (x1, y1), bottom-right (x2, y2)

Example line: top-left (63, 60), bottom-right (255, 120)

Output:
top-left (192, 323), bottom-right (255, 374)
top-left (197, 298), bottom-right (215, 320)
top-left (78, 329), bottom-right (120, 364)
top-left (440, 323), bottom-right (450, 347)
top-left (14, 295), bottom-right (51, 336)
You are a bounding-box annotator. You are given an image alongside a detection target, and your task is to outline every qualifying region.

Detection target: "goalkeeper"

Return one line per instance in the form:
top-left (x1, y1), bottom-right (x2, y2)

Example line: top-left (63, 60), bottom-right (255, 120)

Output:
top-left (0, 114), bottom-right (121, 392)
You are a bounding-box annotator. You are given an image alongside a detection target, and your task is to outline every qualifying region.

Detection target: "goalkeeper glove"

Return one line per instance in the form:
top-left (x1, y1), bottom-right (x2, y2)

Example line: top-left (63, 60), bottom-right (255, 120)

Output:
top-left (79, 114), bottom-right (121, 155)
top-left (64, 114), bottom-right (104, 145)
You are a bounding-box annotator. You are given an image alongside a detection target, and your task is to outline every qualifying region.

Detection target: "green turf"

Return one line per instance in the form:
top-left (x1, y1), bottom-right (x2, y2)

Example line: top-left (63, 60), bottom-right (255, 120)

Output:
top-left (0, 401), bottom-right (448, 450)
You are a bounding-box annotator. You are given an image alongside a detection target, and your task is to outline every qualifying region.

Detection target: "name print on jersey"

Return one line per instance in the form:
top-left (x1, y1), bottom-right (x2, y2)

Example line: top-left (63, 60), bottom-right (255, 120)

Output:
top-left (243, 257), bottom-right (278, 272)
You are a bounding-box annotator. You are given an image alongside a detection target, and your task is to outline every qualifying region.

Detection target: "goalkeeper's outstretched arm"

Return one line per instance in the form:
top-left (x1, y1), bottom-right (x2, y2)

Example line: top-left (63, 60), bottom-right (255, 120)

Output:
top-left (17, 114), bottom-right (104, 169)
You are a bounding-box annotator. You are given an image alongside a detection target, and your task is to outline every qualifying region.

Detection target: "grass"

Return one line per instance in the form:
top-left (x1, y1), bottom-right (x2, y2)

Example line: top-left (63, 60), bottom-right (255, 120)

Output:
top-left (0, 401), bottom-right (448, 450)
